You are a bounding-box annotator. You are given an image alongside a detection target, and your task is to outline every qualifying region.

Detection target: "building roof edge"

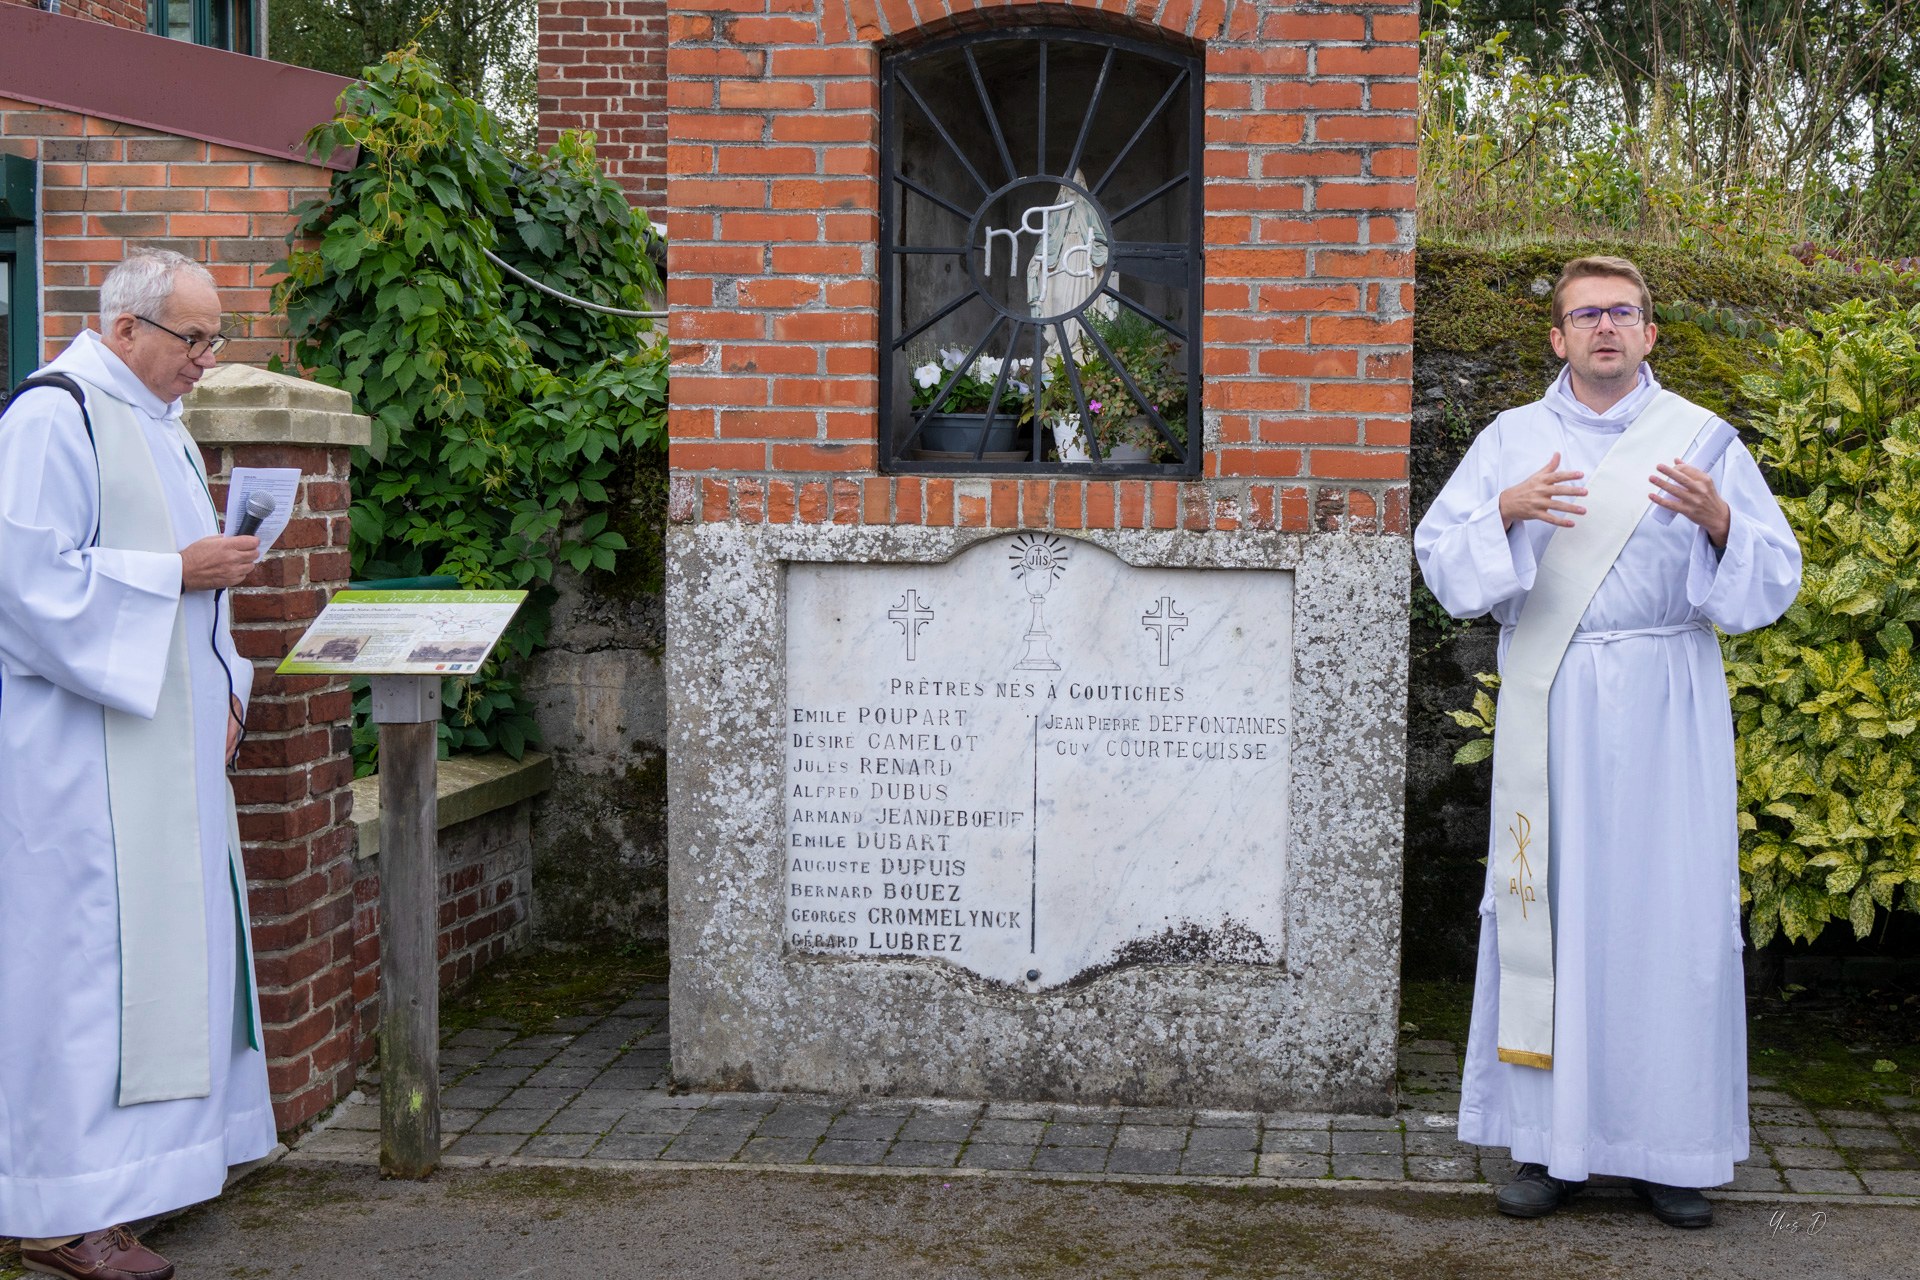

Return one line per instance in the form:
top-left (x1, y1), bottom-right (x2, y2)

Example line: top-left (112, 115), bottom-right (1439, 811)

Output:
top-left (0, 7), bottom-right (355, 171)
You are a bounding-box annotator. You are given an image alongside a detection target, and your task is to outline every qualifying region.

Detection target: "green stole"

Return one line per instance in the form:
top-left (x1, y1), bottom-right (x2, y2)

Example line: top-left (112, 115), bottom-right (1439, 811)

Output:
top-left (73, 375), bottom-right (259, 1106)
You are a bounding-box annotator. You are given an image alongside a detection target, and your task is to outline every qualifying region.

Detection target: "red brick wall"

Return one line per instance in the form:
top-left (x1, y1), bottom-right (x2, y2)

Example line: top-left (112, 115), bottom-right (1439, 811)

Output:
top-left (4, 101), bottom-right (366, 1133)
top-left (0, 102), bottom-right (328, 369)
top-left (665, 0), bottom-right (1416, 536)
top-left (1, 0), bottom-right (146, 32)
top-left (204, 442), bottom-right (360, 1132)
top-left (538, 0), bottom-right (668, 210)
top-left (350, 807), bottom-right (536, 1067)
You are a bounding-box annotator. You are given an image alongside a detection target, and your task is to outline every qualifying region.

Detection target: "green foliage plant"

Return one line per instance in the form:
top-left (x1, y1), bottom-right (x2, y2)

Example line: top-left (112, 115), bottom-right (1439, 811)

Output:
top-left (1727, 300), bottom-right (1920, 945)
top-left (1416, 8), bottom-right (1913, 259)
top-left (274, 49), bottom-right (666, 772)
top-left (1039, 307), bottom-right (1188, 461)
top-left (1447, 672), bottom-right (1499, 765)
top-left (905, 346), bottom-right (1036, 420)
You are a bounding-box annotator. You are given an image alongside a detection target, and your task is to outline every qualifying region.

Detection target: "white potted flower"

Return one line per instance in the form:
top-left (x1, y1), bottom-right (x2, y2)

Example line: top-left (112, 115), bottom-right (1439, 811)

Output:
top-left (906, 346), bottom-right (1035, 456)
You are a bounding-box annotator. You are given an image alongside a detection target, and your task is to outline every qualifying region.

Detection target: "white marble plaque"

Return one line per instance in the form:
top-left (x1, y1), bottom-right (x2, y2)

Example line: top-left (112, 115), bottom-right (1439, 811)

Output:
top-left (783, 534), bottom-right (1292, 988)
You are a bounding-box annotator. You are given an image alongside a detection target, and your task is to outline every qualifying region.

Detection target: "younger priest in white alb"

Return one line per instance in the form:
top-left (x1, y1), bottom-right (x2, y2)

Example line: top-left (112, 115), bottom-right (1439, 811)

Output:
top-left (0, 250), bottom-right (271, 1280)
top-left (1414, 256), bottom-right (1801, 1228)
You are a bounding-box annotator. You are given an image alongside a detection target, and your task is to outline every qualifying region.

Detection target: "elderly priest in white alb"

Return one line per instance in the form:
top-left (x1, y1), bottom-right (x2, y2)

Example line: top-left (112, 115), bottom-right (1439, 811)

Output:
top-left (0, 250), bottom-right (271, 1280)
top-left (1414, 256), bottom-right (1801, 1229)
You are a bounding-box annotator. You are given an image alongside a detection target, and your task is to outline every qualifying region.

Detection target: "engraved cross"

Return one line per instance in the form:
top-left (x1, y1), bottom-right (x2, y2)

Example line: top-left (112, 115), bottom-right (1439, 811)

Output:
top-left (1141, 596), bottom-right (1188, 666)
top-left (888, 590), bottom-right (935, 661)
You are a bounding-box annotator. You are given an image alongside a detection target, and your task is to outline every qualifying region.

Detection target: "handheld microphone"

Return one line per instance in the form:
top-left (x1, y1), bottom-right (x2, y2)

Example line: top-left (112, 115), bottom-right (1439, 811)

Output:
top-left (215, 490), bottom-right (277, 767)
top-left (233, 490), bottom-right (276, 539)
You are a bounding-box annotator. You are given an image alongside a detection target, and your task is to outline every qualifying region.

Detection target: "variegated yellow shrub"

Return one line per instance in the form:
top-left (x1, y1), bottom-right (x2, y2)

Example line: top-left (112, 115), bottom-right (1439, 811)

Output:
top-left (1727, 299), bottom-right (1920, 945)
top-left (1450, 299), bottom-right (1920, 946)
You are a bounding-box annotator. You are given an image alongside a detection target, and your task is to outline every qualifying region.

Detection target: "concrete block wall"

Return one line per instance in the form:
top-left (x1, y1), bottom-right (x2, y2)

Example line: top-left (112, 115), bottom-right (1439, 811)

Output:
top-left (664, 0), bottom-right (1417, 534)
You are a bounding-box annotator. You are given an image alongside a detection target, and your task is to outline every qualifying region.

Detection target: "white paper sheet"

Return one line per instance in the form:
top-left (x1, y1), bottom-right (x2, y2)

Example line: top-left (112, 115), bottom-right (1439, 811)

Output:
top-left (222, 466), bottom-right (301, 559)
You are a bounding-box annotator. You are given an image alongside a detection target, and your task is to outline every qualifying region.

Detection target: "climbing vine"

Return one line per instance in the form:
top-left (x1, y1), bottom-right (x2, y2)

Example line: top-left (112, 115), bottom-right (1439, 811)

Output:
top-left (275, 48), bottom-right (666, 769)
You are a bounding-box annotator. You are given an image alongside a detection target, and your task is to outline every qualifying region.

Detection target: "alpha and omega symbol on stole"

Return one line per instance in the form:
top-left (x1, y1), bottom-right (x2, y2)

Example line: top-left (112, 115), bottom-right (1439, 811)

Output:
top-left (1508, 811), bottom-right (1537, 921)
top-left (1140, 596), bottom-right (1188, 666)
top-left (887, 589), bottom-right (934, 661)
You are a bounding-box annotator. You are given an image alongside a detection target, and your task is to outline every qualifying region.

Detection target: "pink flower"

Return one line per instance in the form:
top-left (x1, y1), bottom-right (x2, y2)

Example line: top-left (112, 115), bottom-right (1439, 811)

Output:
top-left (1089, 400), bottom-right (1102, 413)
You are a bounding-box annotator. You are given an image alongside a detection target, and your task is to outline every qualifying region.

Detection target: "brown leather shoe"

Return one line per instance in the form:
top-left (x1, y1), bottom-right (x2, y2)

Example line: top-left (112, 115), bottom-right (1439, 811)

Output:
top-left (19, 1226), bottom-right (175, 1280)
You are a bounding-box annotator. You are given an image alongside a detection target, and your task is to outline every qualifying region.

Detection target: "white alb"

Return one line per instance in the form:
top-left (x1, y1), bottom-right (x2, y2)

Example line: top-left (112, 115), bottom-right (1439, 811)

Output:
top-left (1415, 364), bottom-right (1801, 1187)
top-left (0, 331), bottom-right (275, 1237)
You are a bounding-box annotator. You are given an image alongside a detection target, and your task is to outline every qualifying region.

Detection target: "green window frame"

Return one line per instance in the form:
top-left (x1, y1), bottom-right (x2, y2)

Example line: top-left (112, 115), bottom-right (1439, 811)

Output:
top-left (1, 152), bottom-right (37, 396)
top-left (146, 0), bottom-right (256, 54)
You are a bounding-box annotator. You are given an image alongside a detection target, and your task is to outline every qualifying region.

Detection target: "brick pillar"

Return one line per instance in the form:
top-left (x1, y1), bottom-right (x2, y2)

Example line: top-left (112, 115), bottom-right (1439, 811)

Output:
top-left (183, 364), bottom-right (369, 1133)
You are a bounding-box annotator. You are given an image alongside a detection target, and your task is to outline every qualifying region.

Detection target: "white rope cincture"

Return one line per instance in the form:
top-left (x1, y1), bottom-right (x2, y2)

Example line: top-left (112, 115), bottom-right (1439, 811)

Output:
top-left (481, 246), bottom-right (667, 320)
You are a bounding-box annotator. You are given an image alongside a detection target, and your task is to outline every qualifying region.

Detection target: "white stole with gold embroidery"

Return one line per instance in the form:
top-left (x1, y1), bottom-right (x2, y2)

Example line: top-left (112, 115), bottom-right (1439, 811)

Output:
top-left (1490, 390), bottom-right (1712, 1068)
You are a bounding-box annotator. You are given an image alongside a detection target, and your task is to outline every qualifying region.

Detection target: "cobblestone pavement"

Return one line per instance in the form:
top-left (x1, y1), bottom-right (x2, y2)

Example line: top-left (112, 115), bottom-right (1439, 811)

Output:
top-left (294, 984), bottom-right (1920, 1203)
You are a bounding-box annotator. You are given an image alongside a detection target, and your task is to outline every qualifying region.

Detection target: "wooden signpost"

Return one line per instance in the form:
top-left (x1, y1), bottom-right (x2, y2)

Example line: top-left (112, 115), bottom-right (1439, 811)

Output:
top-left (279, 589), bottom-right (526, 1178)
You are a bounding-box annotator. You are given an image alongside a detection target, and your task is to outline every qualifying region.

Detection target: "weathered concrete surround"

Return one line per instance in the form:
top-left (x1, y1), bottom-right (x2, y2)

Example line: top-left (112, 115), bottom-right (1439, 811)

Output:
top-left (666, 522), bottom-right (1407, 1111)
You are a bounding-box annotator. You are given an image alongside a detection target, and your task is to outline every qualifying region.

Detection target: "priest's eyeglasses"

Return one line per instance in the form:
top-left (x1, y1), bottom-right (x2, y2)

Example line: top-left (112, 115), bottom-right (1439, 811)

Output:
top-left (137, 315), bottom-right (230, 359)
top-left (1562, 305), bottom-right (1646, 329)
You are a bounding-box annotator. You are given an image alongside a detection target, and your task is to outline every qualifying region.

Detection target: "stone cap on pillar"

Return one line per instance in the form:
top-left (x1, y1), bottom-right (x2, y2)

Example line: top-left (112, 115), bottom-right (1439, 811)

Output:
top-left (182, 363), bottom-right (372, 448)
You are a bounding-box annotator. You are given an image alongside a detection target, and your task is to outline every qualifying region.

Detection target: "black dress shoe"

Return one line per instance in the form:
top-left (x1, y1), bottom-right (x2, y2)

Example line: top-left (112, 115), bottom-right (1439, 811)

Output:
top-left (1495, 1162), bottom-right (1588, 1218)
top-left (1631, 1180), bottom-right (1713, 1228)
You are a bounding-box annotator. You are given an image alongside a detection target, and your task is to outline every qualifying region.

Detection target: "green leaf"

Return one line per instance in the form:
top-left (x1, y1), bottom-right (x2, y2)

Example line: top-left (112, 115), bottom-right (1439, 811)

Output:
top-left (349, 503), bottom-right (387, 544)
top-left (1849, 885), bottom-right (1877, 938)
top-left (1453, 738), bottom-right (1494, 766)
top-left (280, 48), bottom-right (667, 776)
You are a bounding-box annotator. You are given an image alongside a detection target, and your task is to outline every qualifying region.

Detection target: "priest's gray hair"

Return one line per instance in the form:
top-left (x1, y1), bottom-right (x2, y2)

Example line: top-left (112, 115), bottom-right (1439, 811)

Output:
top-left (99, 248), bottom-right (217, 335)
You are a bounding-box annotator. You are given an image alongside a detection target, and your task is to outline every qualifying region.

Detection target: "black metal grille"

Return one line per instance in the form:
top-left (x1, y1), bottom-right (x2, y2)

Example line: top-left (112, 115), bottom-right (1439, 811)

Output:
top-left (880, 28), bottom-right (1205, 474)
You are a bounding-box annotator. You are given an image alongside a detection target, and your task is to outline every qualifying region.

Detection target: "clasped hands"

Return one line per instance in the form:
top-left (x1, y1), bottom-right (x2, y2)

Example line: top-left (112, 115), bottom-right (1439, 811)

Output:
top-left (1499, 453), bottom-right (1730, 547)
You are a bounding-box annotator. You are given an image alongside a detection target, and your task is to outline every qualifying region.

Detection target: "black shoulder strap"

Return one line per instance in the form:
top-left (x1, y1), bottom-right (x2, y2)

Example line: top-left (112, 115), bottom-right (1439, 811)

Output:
top-left (3, 372), bottom-right (96, 446)
top-left (2, 372), bottom-right (102, 547)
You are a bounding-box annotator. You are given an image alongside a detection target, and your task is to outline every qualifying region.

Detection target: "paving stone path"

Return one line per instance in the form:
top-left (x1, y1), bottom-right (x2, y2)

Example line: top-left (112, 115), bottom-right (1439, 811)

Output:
top-left (296, 984), bottom-right (1920, 1201)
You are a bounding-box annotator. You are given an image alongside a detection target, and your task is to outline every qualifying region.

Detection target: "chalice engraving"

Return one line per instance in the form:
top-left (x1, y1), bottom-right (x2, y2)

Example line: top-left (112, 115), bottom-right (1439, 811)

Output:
top-left (1008, 533), bottom-right (1069, 672)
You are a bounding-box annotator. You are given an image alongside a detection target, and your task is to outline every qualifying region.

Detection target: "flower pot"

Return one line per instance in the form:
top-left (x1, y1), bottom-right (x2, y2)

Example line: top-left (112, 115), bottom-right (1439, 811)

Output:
top-left (1051, 414), bottom-right (1151, 463)
top-left (1105, 414), bottom-right (1156, 461)
top-left (914, 412), bottom-right (1022, 455)
top-left (1050, 415), bottom-right (1090, 462)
